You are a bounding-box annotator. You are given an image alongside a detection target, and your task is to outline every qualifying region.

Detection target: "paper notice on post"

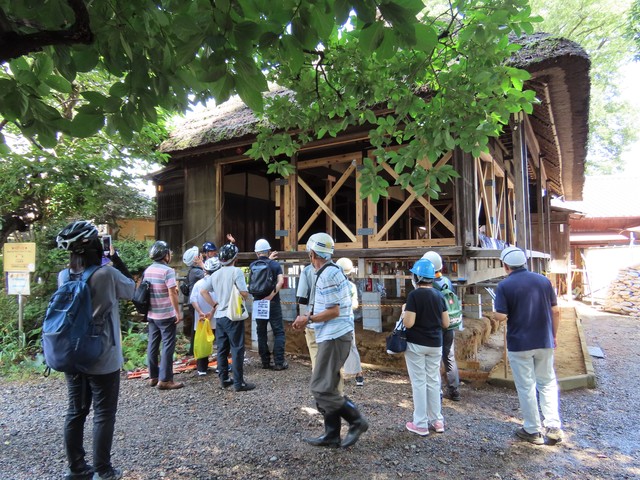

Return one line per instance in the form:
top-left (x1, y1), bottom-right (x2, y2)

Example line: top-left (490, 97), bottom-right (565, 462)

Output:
top-left (253, 299), bottom-right (270, 320)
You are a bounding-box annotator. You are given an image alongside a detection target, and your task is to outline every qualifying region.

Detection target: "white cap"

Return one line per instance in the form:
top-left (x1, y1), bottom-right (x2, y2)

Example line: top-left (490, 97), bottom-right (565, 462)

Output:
top-left (421, 251), bottom-right (442, 271)
top-left (500, 246), bottom-right (527, 267)
top-left (254, 238), bottom-right (271, 252)
top-left (182, 246), bottom-right (200, 267)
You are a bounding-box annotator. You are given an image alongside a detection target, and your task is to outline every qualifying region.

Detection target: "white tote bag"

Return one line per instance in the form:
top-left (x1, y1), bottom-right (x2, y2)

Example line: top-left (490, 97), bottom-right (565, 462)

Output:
top-left (227, 285), bottom-right (248, 321)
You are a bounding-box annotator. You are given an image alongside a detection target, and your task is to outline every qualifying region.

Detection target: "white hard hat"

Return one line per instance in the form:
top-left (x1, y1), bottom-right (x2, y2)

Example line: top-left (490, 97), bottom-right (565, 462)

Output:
top-left (500, 246), bottom-right (527, 267)
top-left (336, 257), bottom-right (354, 275)
top-left (306, 233), bottom-right (335, 257)
top-left (421, 251), bottom-right (442, 271)
top-left (182, 246), bottom-right (200, 267)
top-left (254, 238), bottom-right (271, 252)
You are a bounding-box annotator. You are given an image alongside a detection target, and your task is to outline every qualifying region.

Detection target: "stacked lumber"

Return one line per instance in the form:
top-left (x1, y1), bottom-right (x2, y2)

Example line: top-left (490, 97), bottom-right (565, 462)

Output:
top-left (603, 264), bottom-right (640, 317)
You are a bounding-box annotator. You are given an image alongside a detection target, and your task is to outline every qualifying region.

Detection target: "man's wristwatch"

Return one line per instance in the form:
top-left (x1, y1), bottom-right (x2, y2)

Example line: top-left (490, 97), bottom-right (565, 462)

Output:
top-left (307, 315), bottom-right (314, 323)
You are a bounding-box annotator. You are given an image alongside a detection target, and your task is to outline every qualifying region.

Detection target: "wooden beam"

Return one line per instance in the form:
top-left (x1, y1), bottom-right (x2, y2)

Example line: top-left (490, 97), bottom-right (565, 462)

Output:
top-left (298, 177), bottom-right (357, 242)
top-left (523, 115), bottom-right (541, 168)
top-left (297, 162), bottom-right (356, 238)
top-left (289, 155), bottom-right (299, 250)
top-left (298, 152), bottom-right (362, 170)
top-left (511, 113), bottom-right (529, 250)
top-left (454, 148), bottom-right (476, 248)
top-left (380, 162), bottom-right (455, 234)
top-left (374, 193), bottom-right (416, 240)
top-left (215, 163), bottom-right (223, 244)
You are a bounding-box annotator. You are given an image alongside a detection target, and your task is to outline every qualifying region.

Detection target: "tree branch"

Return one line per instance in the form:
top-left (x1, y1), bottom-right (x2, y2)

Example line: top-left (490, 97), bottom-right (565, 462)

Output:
top-left (0, 0), bottom-right (93, 63)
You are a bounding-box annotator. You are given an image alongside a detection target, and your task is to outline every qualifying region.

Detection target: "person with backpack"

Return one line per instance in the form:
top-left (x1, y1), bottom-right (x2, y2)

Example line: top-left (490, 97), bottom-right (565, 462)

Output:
top-left (249, 238), bottom-right (287, 370)
top-left (200, 243), bottom-right (255, 392)
top-left (422, 251), bottom-right (462, 401)
top-left (189, 257), bottom-right (221, 375)
top-left (143, 241), bottom-right (184, 390)
top-left (202, 241), bottom-right (217, 259)
top-left (403, 258), bottom-right (450, 437)
top-left (53, 221), bottom-right (135, 480)
top-left (493, 246), bottom-right (564, 445)
top-left (182, 246), bottom-right (205, 355)
top-left (292, 233), bottom-right (368, 449)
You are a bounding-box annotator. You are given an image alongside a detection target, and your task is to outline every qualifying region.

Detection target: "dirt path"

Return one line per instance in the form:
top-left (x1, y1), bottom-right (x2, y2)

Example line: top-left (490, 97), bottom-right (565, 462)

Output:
top-left (0, 303), bottom-right (638, 479)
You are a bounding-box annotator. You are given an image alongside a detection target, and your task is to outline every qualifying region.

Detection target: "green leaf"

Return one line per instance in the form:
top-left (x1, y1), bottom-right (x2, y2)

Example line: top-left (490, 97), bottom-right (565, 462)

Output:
top-left (414, 23), bottom-right (438, 52)
top-left (70, 112), bottom-right (105, 138)
top-left (109, 82), bottom-right (129, 98)
top-left (235, 77), bottom-right (263, 111)
top-left (72, 48), bottom-right (99, 72)
top-left (9, 57), bottom-right (30, 73)
top-left (352, 0), bottom-right (376, 24)
top-left (334, 0), bottom-right (351, 25)
top-left (359, 21), bottom-right (384, 53)
top-left (44, 75), bottom-right (73, 93)
top-left (81, 91), bottom-right (108, 107)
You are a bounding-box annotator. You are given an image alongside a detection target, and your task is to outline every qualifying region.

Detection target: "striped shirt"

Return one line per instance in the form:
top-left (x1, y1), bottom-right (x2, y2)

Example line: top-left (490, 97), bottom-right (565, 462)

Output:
top-left (312, 263), bottom-right (353, 343)
top-left (143, 262), bottom-right (177, 320)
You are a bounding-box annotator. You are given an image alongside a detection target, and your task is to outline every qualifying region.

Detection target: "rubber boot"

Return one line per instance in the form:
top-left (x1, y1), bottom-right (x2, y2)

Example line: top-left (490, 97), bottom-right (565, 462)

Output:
top-left (338, 398), bottom-right (369, 448)
top-left (304, 410), bottom-right (341, 448)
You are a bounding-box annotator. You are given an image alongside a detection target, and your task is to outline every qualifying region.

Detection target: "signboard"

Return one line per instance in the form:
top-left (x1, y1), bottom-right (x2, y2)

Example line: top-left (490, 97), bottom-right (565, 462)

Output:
top-left (3, 243), bottom-right (36, 272)
top-left (7, 272), bottom-right (30, 295)
top-left (253, 299), bottom-right (271, 320)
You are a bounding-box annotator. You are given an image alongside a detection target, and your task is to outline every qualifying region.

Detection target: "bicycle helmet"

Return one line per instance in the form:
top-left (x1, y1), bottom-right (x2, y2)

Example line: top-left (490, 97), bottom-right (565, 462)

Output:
top-left (182, 246), bottom-right (200, 266)
top-left (218, 243), bottom-right (239, 265)
top-left (421, 251), bottom-right (443, 271)
top-left (204, 257), bottom-right (221, 274)
top-left (149, 240), bottom-right (171, 262)
top-left (202, 241), bottom-right (217, 253)
top-left (56, 221), bottom-right (99, 253)
top-left (410, 258), bottom-right (436, 281)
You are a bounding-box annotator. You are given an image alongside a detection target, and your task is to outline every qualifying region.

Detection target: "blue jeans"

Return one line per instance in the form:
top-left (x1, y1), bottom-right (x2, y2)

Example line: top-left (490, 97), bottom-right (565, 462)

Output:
top-left (64, 370), bottom-right (120, 476)
top-left (216, 317), bottom-right (246, 388)
top-left (404, 342), bottom-right (444, 428)
top-left (256, 300), bottom-right (286, 365)
top-left (147, 317), bottom-right (177, 382)
top-left (508, 348), bottom-right (562, 434)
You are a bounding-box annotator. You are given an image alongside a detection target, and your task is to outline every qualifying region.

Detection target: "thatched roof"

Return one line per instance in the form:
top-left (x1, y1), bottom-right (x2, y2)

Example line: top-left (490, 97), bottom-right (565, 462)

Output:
top-left (160, 34), bottom-right (589, 200)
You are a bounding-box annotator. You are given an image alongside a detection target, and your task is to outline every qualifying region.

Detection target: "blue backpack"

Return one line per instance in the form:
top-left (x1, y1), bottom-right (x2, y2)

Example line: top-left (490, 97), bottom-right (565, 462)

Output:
top-left (42, 265), bottom-right (105, 374)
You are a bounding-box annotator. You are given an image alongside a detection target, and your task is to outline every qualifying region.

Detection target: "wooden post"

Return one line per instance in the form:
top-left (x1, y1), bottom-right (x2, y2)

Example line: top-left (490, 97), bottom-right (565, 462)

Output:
top-left (289, 154), bottom-right (298, 250)
top-left (454, 148), bottom-right (475, 248)
top-left (215, 163), bottom-right (223, 244)
top-left (510, 113), bottom-right (528, 251)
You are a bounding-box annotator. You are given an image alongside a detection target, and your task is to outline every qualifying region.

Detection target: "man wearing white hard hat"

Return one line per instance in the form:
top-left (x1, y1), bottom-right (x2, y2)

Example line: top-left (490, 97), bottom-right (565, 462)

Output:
top-left (249, 238), bottom-right (287, 370)
top-left (292, 233), bottom-right (368, 448)
top-left (493, 246), bottom-right (564, 445)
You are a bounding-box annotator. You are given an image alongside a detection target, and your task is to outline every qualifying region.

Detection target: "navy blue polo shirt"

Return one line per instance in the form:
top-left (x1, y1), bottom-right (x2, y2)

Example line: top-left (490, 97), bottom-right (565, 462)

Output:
top-left (494, 268), bottom-right (557, 352)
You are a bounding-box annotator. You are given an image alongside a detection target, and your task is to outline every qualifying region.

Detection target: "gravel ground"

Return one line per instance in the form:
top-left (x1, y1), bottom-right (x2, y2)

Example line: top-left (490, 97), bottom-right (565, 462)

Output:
top-left (1, 304), bottom-right (639, 480)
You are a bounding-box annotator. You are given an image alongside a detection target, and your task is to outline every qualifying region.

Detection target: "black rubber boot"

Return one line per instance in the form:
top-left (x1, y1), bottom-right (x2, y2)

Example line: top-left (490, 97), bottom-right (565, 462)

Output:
top-left (338, 398), bottom-right (369, 448)
top-left (304, 411), bottom-right (341, 448)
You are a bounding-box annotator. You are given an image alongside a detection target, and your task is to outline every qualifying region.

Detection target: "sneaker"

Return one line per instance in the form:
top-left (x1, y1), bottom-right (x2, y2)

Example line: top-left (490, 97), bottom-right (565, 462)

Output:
top-left (355, 376), bottom-right (364, 386)
top-left (261, 362), bottom-right (273, 369)
top-left (448, 387), bottom-right (461, 402)
top-left (65, 466), bottom-right (94, 480)
top-left (430, 421), bottom-right (445, 433)
top-left (220, 378), bottom-right (234, 389)
top-left (515, 427), bottom-right (544, 445)
top-left (147, 378), bottom-right (158, 387)
top-left (93, 467), bottom-right (123, 480)
top-left (546, 427), bottom-right (564, 442)
top-left (157, 380), bottom-right (184, 390)
top-left (197, 371), bottom-right (207, 376)
top-left (405, 422), bottom-right (429, 436)
top-left (273, 362), bottom-right (289, 371)
top-left (235, 381), bottom-right (256, 392)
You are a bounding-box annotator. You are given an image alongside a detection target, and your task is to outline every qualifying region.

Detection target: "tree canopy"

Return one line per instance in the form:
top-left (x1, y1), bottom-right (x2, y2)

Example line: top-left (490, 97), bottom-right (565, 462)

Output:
top-left (1, 0), bottom-right (542, 207)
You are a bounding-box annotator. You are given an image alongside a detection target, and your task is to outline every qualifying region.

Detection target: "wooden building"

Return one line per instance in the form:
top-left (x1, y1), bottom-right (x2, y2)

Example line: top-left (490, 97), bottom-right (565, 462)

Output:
top-left (154, 34), bottom-right (590, 304)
